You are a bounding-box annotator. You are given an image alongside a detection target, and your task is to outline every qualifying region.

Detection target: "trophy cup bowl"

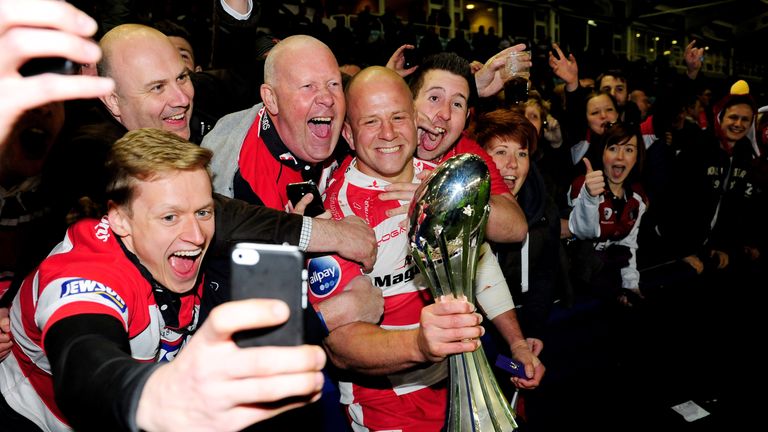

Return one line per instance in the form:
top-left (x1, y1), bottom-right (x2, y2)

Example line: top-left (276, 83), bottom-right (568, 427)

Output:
top-left (409, 154), bottom-right (517, 431)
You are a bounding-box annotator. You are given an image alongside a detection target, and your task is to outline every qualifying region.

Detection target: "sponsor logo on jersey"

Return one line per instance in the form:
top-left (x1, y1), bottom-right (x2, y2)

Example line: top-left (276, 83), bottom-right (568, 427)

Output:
top-left (378, 226), bottom-right (407, 245)
top-left (374, 264), bottom-right (419, 288)
top-left (94, 216), bottom-right (111, 242)
top-left (158, 336), bottom-right (186, 362)
top-left (60, 278), bottom-right (127, 312)
top-left (307, 256), bottom-right (342, 298)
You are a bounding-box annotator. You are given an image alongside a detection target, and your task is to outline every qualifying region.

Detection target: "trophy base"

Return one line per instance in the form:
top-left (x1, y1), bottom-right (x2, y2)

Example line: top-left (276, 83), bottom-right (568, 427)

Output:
top-left (445, 347), bottom-right (518, 431)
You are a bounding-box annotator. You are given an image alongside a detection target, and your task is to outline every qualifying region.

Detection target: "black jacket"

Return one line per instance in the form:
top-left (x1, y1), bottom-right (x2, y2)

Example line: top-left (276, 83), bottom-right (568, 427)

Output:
top-left (492, 163), bottom-right (560, 338)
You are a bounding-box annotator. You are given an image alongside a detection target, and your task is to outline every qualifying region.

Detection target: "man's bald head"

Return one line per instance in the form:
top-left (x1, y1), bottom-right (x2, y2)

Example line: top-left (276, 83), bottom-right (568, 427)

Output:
top-left (346, 66), bottom-right (412, 119)
top-left (98, 24), bottom-right (172, 80)
top-left (263, 35), bottom-right (337, 87)
top-left (97, 24), bottom-right (194, 139)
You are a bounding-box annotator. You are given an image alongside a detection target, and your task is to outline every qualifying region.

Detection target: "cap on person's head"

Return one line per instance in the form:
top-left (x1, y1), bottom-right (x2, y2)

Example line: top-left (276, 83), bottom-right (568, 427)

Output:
top-left (713, 79), bottom-right (760, 156)
top-left (716, 80), bottom-right (757, 117)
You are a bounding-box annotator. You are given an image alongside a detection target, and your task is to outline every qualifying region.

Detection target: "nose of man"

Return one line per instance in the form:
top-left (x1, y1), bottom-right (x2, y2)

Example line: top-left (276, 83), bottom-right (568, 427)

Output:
top-left (379, 120), bottom-right (396, 141)
top-left (181, 217), bottom-right (206, 245)
top-left (435, 100), bottom-right (451, 122)
top-left (170, 83), bottom-right (192, 107)
top-left (315, 86), bottom-right (335, 107)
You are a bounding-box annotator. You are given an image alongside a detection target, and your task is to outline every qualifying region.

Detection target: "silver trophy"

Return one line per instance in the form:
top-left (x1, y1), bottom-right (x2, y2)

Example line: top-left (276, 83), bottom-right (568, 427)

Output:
top-left (409, 153), bottom-right (518, 431)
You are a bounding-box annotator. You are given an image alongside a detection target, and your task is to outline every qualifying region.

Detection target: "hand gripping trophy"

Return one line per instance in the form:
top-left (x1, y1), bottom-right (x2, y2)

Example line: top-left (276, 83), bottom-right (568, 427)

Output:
top-left (409, 153), bottom-right (518, 431)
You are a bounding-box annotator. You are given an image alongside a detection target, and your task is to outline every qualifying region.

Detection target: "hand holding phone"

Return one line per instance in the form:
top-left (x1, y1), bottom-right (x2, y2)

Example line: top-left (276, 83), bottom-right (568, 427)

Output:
top-left (230, 243), bottom-right (307, 347)
top-left (287, 181), bottom-right (325, 217)
top-left (19, 58), bottom-right (77, 77)
top-left (495, 354), bottom-right (528, 379)
top-left (403, 48), bottom-right (421, 70)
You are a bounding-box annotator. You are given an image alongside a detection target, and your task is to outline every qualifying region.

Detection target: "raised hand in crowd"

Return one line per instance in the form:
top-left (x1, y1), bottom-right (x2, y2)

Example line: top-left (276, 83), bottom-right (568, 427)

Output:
top-left (683, 40), bottom-right (705, 80)
top-left (582, 158), bottom-right (605, 197)
top-left (474, 43), bottom-right (530, 97)
top-left (469, 60), bottom-right (484, 75)
top-left (548, 42), bottom-right (579, 91)
top-left (0, 0), bottom-right (114, 147)
top-left (386, 44), bottom-right (419, 77)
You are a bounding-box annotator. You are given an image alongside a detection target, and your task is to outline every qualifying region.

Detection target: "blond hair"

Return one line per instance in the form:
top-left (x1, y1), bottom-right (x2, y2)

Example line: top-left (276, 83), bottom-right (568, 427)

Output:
top-left (105, 128), bottom-right (212, 210)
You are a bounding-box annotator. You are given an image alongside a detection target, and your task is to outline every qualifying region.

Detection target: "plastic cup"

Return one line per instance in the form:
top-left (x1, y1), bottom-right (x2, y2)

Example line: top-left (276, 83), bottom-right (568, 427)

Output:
top-left (501, 50), bottom-right (531, 81)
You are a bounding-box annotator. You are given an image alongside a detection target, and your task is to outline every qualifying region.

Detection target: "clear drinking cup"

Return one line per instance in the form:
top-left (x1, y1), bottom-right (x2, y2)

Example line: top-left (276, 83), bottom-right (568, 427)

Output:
top-left (502, 50), bottom-right (531, 105)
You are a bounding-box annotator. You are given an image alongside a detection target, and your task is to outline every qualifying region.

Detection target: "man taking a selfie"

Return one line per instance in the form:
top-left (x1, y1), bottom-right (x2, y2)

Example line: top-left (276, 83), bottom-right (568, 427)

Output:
top-left (0, 129), bottom-right (326, 431)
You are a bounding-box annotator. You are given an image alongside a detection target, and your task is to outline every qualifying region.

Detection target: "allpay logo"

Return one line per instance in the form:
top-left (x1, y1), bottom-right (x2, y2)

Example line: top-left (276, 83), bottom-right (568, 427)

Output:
top-left (307, 256), bottom-right (342, 299)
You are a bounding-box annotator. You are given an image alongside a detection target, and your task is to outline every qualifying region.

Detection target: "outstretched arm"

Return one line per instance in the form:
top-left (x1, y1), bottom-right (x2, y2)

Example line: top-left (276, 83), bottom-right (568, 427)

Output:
top-left (0, 0), bottom-right (114, 147)
top-left (490, 311), bottom-right (545, 389)
top-left (486, 193), bottom-right (528, 243)
top-left (315, 275), bottom-right (384, 332)
top-left (683, 40), bottom-right (705, 80)
top-left (323, 297), bottom-right (483, 375)
top-left (309, 215), bottom-right (378, 273)
top-left (136, 299), bottom-right (325, 431)
top-left (386, 44), bottom-right (419, 78)
top-left (474, 43), bottom-right (529, 97)
top-left (548, 42), bottom-right (579, 92)
top-left (45, 300), bottom-right (325, 432)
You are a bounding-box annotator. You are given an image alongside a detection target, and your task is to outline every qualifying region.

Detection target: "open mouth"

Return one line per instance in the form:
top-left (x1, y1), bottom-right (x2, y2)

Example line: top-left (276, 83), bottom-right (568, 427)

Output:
top-left (418, 127), bottom-right (446, 151)
top-left (610, 165), bottom-right (626, 178)
top-left (308, 116), bottom-right (332, 138)
top-left (169, 249), bottom-right (202, 278)
top-left (503, 175), bottom-right (517, 189)
top-left (19, 127), bottom-right (50, 160)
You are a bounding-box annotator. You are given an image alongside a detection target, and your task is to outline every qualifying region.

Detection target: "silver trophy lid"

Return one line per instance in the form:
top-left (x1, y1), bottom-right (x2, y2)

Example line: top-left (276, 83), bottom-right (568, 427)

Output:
top-left (408, 153), bottom-right (491, 262)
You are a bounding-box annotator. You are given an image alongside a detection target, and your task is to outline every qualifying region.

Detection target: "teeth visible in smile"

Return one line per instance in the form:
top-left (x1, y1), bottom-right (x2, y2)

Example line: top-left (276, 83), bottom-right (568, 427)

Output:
top-left (310, 117), bottom-right (331, 123)
top-left (503, 175), bottom-right (517, 181)
top-left (172, 249), bottom-right (201, 258)
top-left (379, 146), bottom-right (400, 154)
top-left (435, 127), bottom-right (446, 134)
top-left (168, 113), bottom-right (185, 120)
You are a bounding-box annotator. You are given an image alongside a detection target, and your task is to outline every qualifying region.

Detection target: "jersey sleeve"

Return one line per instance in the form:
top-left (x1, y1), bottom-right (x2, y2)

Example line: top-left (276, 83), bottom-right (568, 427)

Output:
top-left (306, 254), bottom-right (363, 308)
top-left (44, 313), bottom-right (157, 432)
top-left (36, 277), bottom-right (131, 344)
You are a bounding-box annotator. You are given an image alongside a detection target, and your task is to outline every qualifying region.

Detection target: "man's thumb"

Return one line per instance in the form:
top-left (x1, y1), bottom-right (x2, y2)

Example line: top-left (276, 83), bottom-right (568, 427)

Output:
top-left (583, 157), bottom-right (593, 173)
